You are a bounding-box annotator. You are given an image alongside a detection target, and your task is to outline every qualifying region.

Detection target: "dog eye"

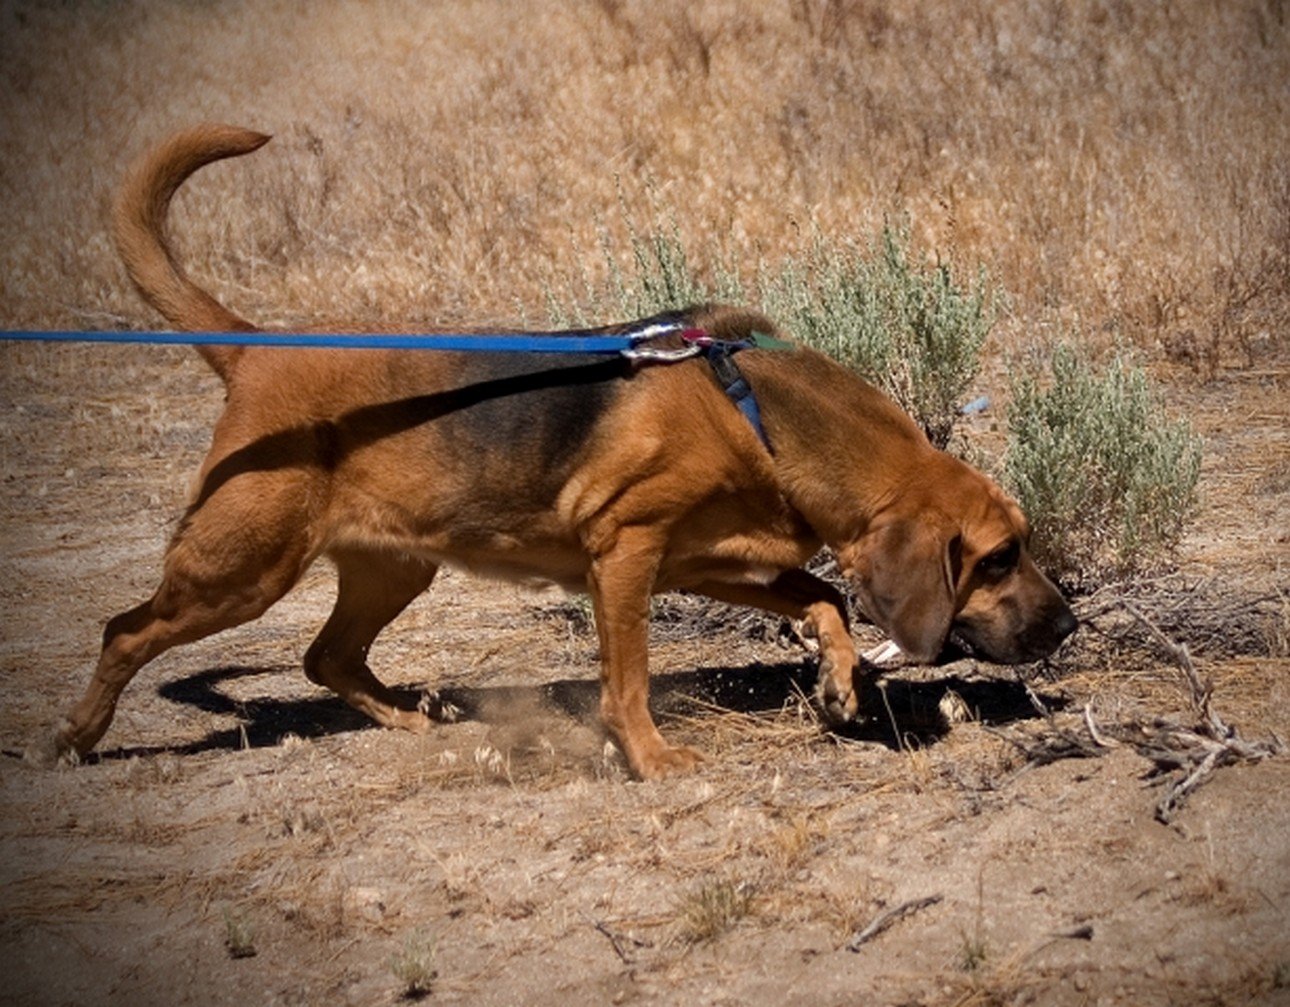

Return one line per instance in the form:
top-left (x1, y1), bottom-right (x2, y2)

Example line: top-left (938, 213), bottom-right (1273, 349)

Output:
top-left (980, 541), bottom-right (1020, 576)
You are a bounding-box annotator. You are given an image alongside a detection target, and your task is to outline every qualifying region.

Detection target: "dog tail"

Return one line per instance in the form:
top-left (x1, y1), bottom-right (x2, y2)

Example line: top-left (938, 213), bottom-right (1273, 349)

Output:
top-left (113, 123), bottom-right (272, 384)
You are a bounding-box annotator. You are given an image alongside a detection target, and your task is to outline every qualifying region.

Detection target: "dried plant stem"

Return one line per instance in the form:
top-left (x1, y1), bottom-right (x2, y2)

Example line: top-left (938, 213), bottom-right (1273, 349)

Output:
top-left (847, 894), bottom-right (943, 951)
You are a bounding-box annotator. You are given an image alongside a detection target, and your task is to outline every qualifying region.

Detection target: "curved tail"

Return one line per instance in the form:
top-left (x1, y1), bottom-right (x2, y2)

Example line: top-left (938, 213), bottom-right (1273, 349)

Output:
top-left (112, 123), bottom-right (272, 384)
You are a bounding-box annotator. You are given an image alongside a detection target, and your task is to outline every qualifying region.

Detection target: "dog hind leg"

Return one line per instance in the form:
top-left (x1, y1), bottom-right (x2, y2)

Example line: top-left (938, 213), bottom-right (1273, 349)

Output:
top-left (303, 549), bottom-right (439, 733)
top-left (35, 512), bottom-right (315, 765)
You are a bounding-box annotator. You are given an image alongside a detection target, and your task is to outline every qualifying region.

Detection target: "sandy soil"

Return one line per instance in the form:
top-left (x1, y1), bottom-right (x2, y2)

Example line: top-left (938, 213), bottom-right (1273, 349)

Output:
top-left (0, 343), bottom-right (1287, 1006)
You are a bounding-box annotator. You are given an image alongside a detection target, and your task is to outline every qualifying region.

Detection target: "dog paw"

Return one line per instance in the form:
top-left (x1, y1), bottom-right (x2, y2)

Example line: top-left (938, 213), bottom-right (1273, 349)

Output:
top-left (815, 655), bottom-right (859, 726)
top-left (818, 688), bottom-right (857, 727)
top-left (631, 743), bottom-right (704, 781)
top-left (417, 689), bottom-right (462, 724)
top-left (23, 731), bottom-right (80, 769)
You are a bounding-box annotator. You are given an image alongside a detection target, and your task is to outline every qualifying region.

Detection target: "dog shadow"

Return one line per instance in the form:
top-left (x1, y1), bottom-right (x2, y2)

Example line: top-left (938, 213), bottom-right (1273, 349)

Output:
top-left (83, 659), bottom-right (1064, 762)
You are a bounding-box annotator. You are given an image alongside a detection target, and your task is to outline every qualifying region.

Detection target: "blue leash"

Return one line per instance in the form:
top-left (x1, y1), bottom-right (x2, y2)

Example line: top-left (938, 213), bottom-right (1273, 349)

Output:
top-left (0, 320), bottom-right (782, 451)
top-left (0, 327), bottom-right (662, 355)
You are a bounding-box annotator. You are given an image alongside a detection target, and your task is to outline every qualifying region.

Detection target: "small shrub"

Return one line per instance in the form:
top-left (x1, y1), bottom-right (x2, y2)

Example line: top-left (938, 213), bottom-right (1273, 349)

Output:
top-left (222, 907), bottom-right (257, 960)
top-left (1004, 342), bottom-right (1202, 588)
top-left (389, 929), bottom-right (438, 999)
top-left (544, 186), bottom-right (742, 327)
top-left (673, 878), bottom-right (753, 945)
top-left (957, 933), bottom-right (990, 973)
top-left (603, 197), bottom-right (726, 320)
top-left (760, 223), bottom-right (996, 448)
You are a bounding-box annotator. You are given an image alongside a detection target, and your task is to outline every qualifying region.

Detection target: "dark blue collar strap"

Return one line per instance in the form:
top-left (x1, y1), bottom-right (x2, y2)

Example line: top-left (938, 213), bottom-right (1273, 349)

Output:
top-left (701, 342), bottom-right (773, 453)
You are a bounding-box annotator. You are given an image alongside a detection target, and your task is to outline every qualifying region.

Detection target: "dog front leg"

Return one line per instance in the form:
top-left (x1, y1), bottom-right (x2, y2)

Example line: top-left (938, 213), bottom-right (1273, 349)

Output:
top-left (587, 533), bottom-right (702, 780)
top-left (693, 569), bottom-right (859, 725)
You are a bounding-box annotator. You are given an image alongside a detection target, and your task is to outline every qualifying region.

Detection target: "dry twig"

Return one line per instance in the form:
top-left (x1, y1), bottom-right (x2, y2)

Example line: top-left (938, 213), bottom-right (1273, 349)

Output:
top-left (987, 721), bottom-right (1105, 767)
top-left (1116, 602), bottom-right (1282, 823)
top-left (847, 894), bottom-right (943, 951)
top-left (584, 913), bottom-right (652, 965)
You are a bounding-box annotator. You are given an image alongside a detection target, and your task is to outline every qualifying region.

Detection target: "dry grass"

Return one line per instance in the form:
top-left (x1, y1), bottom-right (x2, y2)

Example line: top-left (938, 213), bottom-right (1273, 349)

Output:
top-left (670, 876), bottom-right (754, 945)
top-left (388, 928), bottom-right (438, 999)
top-left (0, 1), bottom-right (1285, 370)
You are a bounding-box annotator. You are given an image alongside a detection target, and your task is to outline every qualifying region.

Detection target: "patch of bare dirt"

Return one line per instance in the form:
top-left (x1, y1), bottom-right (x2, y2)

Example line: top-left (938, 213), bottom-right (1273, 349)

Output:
top-left (1, 344), bottom-right (1288, 1006)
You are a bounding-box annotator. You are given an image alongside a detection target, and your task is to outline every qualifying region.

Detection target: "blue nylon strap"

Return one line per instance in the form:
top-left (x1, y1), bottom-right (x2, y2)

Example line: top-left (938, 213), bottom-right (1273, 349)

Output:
top-left (1, 322), bottom-right (778, 451)
top-left (703, 343), bottom-right (773, 453)
top-left (0, 328), bottom-right (642, 354)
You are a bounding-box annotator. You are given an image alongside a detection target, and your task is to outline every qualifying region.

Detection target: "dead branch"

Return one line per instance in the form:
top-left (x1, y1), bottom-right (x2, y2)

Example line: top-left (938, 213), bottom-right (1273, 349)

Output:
top-left (988, 722), bottom-right (1105, 766)
top-left (1082, 704), bottom-right (1113, 748)
top-left (847, 894), bottom-right (943, 951)
top-left (583, 913), bottom-right (652, 965)
top-left (1115, 601), bottom-right (1282, 823)
top-left (1121, 602), bottom-right (1211, 717)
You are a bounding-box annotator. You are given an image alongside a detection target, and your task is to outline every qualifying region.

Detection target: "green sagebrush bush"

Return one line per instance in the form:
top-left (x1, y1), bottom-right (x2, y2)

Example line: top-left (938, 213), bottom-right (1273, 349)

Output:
top-left (758, 225), bottom-right (993, 449)
top-left (548, 213), bottom-right (992, 449)
top-left (1004, 343), bottom-right (1202, 588)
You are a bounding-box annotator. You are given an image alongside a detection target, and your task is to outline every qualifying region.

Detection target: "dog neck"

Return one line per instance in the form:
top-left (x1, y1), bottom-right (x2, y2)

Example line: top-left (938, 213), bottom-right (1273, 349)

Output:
top-left (738, 346), bottom-right (940, 547)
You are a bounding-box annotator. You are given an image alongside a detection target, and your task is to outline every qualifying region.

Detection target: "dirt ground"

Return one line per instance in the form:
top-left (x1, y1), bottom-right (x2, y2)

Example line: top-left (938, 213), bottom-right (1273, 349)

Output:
top-left (0, 339), bottom-right (1287, 1007)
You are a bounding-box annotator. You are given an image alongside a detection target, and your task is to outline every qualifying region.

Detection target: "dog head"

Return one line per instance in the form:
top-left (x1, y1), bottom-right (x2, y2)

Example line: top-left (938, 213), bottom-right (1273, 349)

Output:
top-left (836, 460), bottom-right (1076, 665)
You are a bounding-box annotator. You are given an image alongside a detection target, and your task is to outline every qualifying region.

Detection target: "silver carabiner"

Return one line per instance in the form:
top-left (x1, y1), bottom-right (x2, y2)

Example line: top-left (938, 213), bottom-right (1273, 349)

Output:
top-left (620, 343), bottom-right (704, 363)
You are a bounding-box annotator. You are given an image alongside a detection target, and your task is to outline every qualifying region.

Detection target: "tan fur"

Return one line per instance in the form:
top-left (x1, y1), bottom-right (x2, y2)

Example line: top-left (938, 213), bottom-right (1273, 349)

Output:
top-left (112, 123), bottom-right (270, 381)
top-left (36, 125), bottom-right (1074, 780)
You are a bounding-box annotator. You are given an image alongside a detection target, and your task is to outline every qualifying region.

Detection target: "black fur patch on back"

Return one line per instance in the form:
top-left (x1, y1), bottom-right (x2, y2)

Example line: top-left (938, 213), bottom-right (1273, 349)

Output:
top-left (436, 352), bottom-right (631, 475)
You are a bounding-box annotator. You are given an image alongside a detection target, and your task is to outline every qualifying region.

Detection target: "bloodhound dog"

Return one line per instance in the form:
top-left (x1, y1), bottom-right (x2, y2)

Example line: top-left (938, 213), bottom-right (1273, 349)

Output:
top-left (35, 124), bottom-right (1075, 779)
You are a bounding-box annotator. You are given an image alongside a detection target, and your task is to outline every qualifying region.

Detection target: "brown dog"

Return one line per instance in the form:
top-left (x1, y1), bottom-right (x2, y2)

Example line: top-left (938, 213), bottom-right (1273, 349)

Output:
top-left (36, 124), bottom-right (1075, 779)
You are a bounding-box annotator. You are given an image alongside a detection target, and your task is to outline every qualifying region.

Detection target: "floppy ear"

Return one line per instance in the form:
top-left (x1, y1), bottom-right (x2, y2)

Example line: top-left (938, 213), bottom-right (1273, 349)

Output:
top-left (849, 520), bottom-right (960, 663)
